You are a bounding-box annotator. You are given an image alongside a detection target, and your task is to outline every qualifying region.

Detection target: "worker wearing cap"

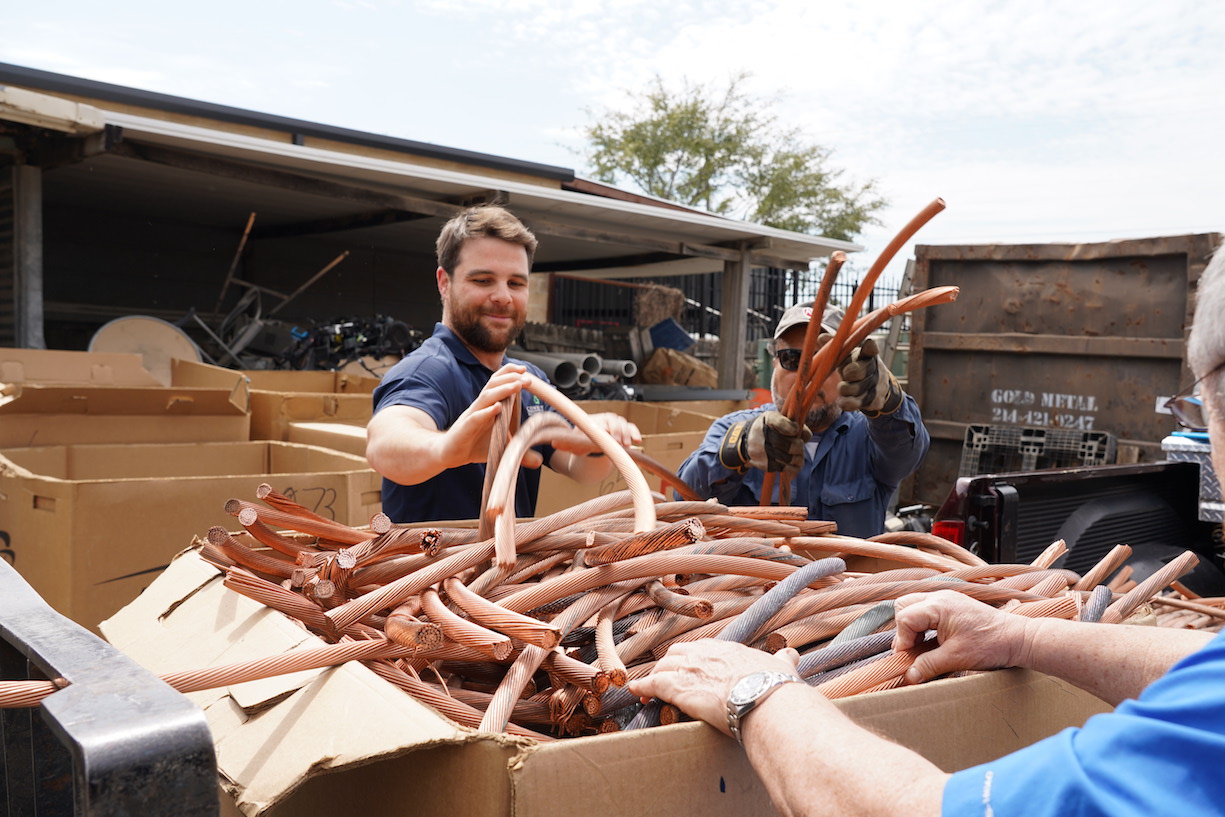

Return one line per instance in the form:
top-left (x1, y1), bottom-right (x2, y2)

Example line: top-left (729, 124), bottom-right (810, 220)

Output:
top-left (675, 302), bottom-right (929, 538)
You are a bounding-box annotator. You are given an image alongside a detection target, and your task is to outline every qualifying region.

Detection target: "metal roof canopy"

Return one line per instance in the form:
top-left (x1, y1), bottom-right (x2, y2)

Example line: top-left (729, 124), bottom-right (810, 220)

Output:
top-left (0, 62), bottom-right (861, 385)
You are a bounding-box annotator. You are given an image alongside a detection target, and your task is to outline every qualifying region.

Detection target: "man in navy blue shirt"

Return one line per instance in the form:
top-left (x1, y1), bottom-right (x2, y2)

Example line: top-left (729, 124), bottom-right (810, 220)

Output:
top-left (676, 302), bottom-right (929, 538)
top-left (367, 206), bottom-right (640, 523)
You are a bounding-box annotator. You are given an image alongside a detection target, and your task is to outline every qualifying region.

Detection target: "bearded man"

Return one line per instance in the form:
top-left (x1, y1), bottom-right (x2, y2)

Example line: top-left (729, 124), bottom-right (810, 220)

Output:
top-left (367, 206), bottom-right (640, 523)
top-left (675, 302), bottom-right (929, 538)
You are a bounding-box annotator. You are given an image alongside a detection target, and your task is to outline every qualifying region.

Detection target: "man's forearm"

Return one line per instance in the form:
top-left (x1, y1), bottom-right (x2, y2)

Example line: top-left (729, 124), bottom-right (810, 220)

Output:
top-left (745, 683), bottom-right (947, 817)
top-left (1018, 618), bottom-right (1213, 705)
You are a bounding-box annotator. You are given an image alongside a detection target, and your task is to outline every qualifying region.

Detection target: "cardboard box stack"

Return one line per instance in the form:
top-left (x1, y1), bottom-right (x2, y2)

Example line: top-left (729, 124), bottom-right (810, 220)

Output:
top-left (0, 349), bottom-right (382, 631)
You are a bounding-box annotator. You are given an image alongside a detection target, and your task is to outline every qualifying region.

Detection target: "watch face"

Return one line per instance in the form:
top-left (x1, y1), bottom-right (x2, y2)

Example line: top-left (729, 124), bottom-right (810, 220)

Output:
top-left (730, 672), bottom-right (774, 706)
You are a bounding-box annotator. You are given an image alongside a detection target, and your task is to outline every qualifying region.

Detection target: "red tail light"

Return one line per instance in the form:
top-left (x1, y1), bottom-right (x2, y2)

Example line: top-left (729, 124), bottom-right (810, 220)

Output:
top-left (931, 519), bottom-right (965, 545)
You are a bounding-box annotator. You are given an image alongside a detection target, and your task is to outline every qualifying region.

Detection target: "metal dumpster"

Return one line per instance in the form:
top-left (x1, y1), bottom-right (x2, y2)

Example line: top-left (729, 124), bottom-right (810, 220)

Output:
top-left (902, 232), bottom-right (1222, 507)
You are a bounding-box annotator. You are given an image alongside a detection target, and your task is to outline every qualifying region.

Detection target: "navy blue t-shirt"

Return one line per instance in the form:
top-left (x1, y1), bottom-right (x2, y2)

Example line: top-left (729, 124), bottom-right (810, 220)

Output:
top-left (372, 323), bottom-right (556, 523)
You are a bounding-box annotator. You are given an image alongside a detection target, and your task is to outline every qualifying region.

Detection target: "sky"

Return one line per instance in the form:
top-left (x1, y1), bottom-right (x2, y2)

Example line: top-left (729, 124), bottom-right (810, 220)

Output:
top-left (5, 0), bottom-right (1225, 286)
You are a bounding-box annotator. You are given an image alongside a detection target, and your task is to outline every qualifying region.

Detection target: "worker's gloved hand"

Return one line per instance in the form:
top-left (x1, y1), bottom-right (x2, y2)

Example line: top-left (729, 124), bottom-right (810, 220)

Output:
top-left (837, 338), bottom-right (904, 417)
top-left (718, 410), bottom-right (812, 475)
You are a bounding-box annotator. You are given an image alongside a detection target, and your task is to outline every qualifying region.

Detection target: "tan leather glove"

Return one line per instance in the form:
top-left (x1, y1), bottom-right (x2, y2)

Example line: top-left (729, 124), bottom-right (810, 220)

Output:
top-left (837, 338), bottom-right (905, 417)
top-left (719, 410), bottom-right (812, 475)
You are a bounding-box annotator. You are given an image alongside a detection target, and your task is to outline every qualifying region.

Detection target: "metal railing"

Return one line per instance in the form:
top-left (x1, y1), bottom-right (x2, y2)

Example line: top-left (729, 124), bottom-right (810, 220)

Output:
top-left (1, 559), bottom-right (219, 816)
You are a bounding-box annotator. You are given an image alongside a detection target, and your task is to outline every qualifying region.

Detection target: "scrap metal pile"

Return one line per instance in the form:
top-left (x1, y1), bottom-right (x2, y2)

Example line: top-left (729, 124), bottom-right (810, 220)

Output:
top-left (2, 199), bottom-right (1221, 730)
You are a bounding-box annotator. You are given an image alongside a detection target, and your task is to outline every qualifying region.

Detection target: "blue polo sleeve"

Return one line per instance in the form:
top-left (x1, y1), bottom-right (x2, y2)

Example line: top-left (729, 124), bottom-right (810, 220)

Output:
top-left (943, 633), bottom-right (1225, 816)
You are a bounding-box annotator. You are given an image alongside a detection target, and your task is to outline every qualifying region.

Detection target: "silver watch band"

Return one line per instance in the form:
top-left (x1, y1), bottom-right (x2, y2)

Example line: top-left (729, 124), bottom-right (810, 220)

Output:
top-left (726, 671), bottom-right (802, 744)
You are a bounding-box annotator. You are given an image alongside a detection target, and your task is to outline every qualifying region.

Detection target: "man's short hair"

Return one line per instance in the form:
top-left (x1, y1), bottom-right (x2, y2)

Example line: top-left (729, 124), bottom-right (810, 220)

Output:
top-left (436, 206), bottom-right (538, 275)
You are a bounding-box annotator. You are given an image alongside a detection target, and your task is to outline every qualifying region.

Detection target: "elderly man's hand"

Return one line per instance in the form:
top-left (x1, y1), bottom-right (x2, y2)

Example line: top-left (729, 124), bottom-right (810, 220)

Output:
top-left (893, 590), bottom-right (1031, 684)
top-left (627, 640), bottom-right (803, 737)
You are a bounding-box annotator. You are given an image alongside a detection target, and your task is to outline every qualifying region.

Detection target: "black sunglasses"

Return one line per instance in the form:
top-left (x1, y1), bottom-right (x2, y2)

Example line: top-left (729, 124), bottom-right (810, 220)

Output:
top-left (772, 346), bottom-right (803, 372)
top-left (1164, 360), bottom-right (1225, 431)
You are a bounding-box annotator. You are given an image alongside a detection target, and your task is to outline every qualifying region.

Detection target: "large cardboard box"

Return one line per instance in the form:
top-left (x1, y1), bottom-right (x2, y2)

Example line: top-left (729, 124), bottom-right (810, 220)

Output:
top-left (286, 421), bottom-right (367, 458)
top-left (175, 362), bottom-right (379, 442)
top-left (0, 348), bottom-right (250, 447)
top-left (0, 441), bottom-right (380, 631)
top-left (102, 551), bottom-right (1113, 817)
top-left (534, 400), bottom-right (716, 517)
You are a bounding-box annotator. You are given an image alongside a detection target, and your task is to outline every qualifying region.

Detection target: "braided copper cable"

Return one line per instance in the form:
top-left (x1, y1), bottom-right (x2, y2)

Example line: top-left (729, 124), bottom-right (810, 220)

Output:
top-left (1030, 539), bottom-right (1069, 569)
top-left (205, 526), bottom-right (297, 579)
top-left (868, 530), bottom-right (986, 567)
top-left (644, 579), bottom-right (713, 619)
top-left (384, 603), bottom-right (444, 650)
top-left (1100, 550), bottom-right (1200, 624)
top-left (229, 499), bottom-right (375, 546)
top-left (419, 586), bottom-right (512, 660)
top-left (594, 598), bottom-right (630, 687)
top-left (584, 518), bottom-right (706, 566)
top-left (442, 577), bottom-right (560, 649)
top-left (786, 536), bottom-right (964, 572)
top-left (478, 581), bottom-right (639, 734)
top-left (544, 651), bottom-right (611, 695)
top-left (1073, 544), bottom-right (1134, 591)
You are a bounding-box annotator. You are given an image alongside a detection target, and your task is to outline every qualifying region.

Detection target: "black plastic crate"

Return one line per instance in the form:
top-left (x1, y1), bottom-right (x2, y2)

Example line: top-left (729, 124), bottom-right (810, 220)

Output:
top-left (959, 424), bottom-right (1117, 477)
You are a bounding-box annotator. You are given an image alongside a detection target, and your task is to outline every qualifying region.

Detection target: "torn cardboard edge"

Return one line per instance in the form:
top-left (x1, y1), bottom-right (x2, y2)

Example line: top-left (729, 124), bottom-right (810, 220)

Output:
top-left (102, 548), bottom-right (1114, 817)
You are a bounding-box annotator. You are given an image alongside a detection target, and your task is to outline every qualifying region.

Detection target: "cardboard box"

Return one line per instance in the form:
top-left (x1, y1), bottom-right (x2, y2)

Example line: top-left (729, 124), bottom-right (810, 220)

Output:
top-left (534, 401), bottom-right (716, 517)
top-left (0, 348), bottom-right (250, 447)
top-left (286, 421), bottom-right (367, 458)
top-left (102, 551), bottom-right (1113, 817)
top-left (0, 441), bottom-right (381, 631)
top-left (646, 399), bottom-right (748, 418)
top-left (175, 363), bottom-right (380, 443)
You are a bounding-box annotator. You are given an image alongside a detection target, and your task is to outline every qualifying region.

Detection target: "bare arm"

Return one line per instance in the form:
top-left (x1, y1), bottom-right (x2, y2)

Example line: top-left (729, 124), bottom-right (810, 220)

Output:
top-left (366, 365), bottom-right (535, 485)
top-left (893, 590), bottom-right (1214, 706)
top-left (628, 640), bottom-right (947, 817)
top-left (547, 412), bottom-right (642, 483)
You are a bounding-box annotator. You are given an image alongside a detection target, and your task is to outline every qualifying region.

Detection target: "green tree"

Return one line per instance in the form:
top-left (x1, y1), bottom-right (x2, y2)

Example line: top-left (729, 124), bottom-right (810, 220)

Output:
top-left (581, 72), bottom-right (886, 241)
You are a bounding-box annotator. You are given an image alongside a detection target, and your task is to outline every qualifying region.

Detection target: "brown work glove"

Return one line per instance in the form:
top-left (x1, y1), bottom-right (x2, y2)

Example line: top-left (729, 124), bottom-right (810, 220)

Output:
top-left (837, 338), bottom-right (905, 417)
top-left (719, 410), bottom-right (812, 475)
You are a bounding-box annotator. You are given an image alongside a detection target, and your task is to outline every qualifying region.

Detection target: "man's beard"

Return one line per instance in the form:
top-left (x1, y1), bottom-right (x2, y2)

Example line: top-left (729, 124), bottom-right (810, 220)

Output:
top-left (771, 384), bottom-right (841, 432)
top-left (448, 296), bottom-right (525, 354)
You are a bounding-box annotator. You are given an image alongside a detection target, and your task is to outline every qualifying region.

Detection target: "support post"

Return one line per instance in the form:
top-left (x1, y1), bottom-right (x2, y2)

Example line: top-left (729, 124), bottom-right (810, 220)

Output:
top-left (717, 245), bottom-right (751, 389)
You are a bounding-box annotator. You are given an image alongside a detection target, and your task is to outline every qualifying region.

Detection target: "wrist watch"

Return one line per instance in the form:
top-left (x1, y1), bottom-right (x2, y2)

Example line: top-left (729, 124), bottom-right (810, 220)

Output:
top-left (725, 670), bottom-right (803, 744)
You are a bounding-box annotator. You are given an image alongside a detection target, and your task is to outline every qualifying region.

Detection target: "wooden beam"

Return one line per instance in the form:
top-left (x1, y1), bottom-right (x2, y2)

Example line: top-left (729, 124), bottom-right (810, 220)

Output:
top-left (109, 140), bottom-right (462, 219)
top-left (13, 163), bottom-right (45, 348)
top-left (921, 331), bottom-right (1184, 359)
top-left (717, 246), bottom-right (752, 389)
top-left (253, 209), bottom-right (431, 240)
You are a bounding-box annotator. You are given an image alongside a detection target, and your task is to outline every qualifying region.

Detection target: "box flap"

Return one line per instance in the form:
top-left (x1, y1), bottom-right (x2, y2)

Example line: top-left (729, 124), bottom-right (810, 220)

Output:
top-left (103, 550), bottom-right (479, 815)
top-left (0, 384), bottom-right (249, 416)
top-left (0, 348), bottom-right (162, 386)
